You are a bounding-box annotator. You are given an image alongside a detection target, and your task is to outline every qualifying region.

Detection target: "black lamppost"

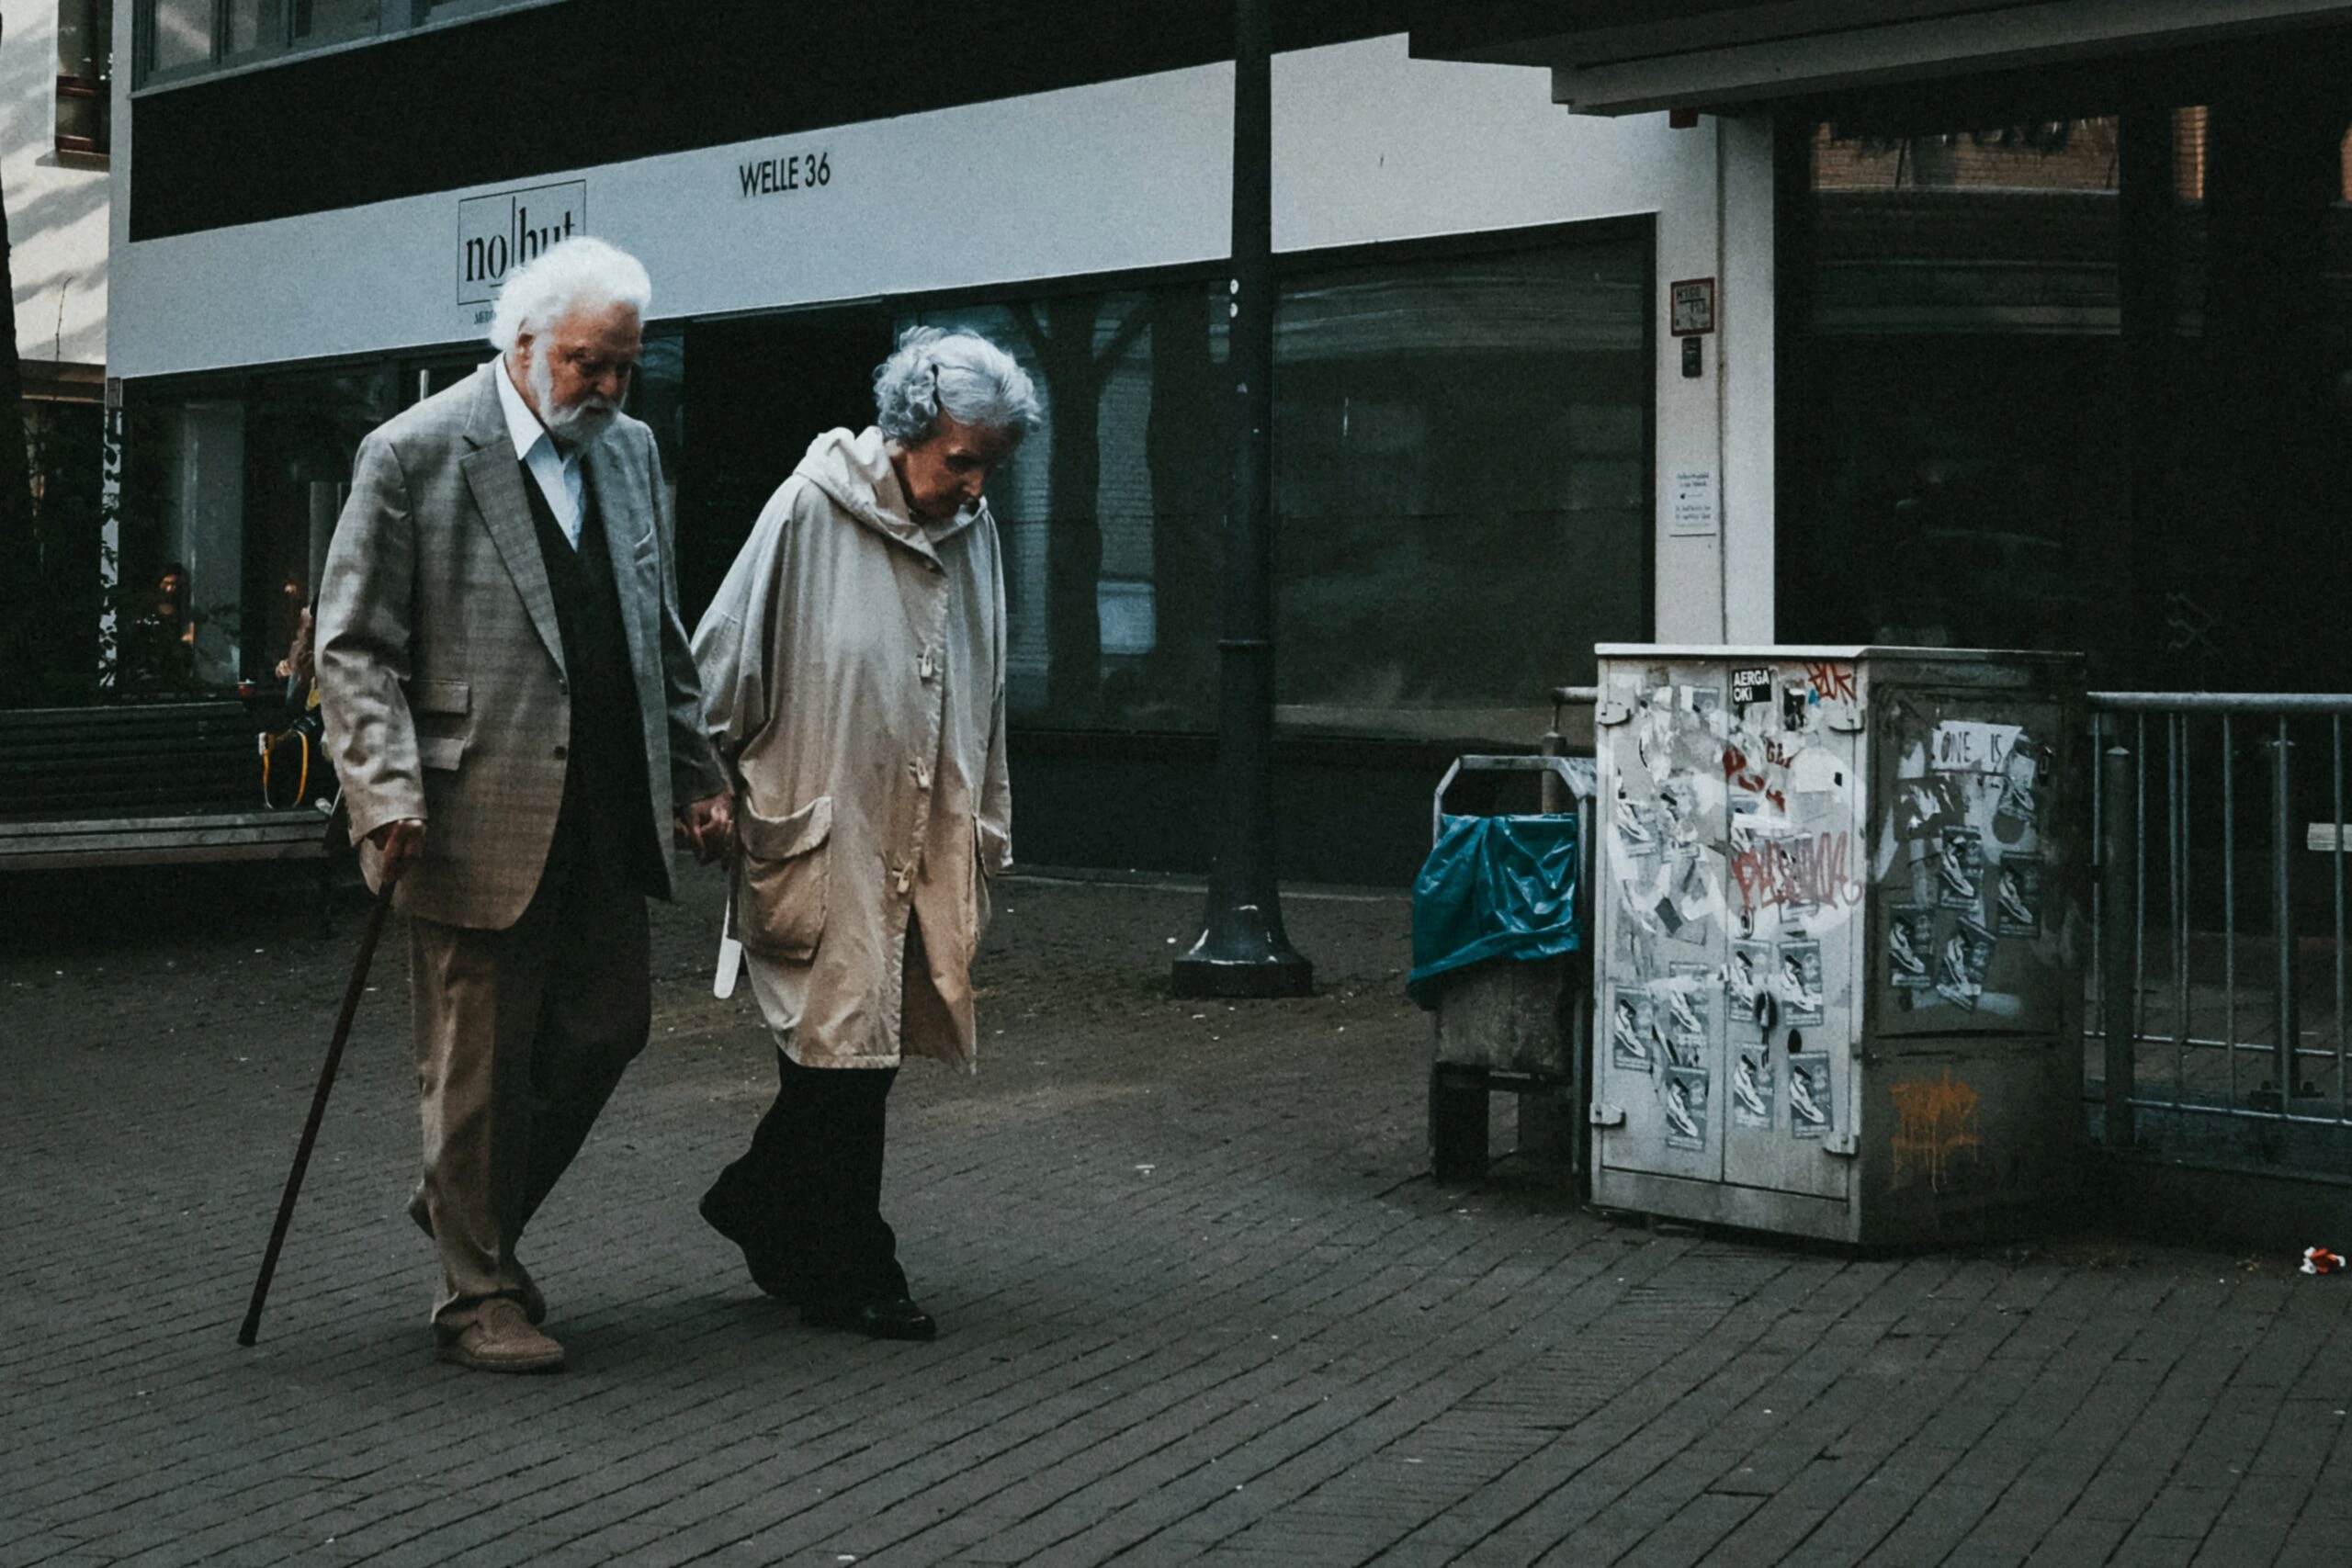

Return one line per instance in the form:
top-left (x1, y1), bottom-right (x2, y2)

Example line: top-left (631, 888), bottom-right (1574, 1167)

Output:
top-left (1170, 0), bottom-right (1312, 1000)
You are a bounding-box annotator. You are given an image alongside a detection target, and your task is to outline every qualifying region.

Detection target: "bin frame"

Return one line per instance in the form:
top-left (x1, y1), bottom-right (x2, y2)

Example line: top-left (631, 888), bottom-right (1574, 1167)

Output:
top-left (1425, 753), bottom-right (1597, 1185)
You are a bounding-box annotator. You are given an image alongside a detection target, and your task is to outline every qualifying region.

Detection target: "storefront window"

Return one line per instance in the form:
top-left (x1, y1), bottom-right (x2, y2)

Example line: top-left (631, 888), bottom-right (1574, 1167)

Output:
top-left (1788, 88), bottom-right (2352, 690)
top-left (1784, 119), bottom-right (2129, 664)
top-left (905, 232), bottom-right (1651, 739)
top-left (1270, 243), bottom-right (1649, 737)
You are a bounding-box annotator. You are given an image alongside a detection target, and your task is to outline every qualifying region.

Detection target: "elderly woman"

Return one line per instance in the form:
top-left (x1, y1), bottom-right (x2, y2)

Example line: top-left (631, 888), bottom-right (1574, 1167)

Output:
top-left (692, 326), bottom-right (1037, 1341)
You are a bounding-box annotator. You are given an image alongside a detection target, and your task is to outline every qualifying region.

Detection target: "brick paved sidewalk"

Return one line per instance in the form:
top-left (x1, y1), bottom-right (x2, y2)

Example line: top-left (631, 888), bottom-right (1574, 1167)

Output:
top-left (6, 866), bottom-right (2352, 1567)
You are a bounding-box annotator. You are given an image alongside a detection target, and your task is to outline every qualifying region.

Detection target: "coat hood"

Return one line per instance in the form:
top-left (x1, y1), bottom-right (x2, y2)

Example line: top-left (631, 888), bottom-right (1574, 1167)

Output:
top-left (794, 426), bottom-right (984, 553)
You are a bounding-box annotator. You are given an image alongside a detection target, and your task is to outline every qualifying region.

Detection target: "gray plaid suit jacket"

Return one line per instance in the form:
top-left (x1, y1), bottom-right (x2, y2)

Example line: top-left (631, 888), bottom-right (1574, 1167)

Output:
top-left (316, 361), bottom-right (724, 930)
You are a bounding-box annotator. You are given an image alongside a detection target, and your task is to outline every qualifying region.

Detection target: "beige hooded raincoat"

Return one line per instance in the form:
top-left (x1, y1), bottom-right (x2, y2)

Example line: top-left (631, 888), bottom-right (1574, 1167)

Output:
top-left (694, 426), bottom-right (1010, 1071)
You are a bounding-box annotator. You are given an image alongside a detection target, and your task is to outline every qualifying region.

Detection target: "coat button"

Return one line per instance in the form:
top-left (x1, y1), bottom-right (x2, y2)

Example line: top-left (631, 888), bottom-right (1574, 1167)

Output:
top-left (553, 744), bottom-right (568, 759)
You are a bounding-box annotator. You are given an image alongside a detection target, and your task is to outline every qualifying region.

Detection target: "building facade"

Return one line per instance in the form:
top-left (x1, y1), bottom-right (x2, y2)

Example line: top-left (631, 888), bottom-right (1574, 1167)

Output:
top-left (1421, 0), bottom-right (2352, 696)
top-left (107, 1), bottom-right (1785, 881)
top-left (0, 0), bottom-right (111, 704)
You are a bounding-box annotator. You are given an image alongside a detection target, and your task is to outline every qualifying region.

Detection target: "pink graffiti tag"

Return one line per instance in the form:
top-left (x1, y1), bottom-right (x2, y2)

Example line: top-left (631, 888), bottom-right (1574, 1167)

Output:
top-left (1729, 831), bottom-right (1866, 915)
top-left (1804, 661), bottom-right (1859, 705)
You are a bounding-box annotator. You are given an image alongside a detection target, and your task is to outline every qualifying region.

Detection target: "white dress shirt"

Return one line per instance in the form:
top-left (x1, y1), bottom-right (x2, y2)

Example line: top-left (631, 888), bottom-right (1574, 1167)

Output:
top-left (494, 356), bottom-right (585, 547)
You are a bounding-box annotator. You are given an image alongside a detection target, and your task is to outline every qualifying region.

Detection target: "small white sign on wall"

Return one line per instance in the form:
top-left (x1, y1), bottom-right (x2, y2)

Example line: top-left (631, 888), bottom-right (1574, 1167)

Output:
top-left (1668, 469), bottom-right (1718, 537)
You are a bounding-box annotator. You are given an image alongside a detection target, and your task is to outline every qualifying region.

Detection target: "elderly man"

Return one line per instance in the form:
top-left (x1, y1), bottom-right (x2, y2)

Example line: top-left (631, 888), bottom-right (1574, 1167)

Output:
top-left (316, 237), bottom-right (729, 1373)
top-left (693, 326), bottom-right (1037, 1342)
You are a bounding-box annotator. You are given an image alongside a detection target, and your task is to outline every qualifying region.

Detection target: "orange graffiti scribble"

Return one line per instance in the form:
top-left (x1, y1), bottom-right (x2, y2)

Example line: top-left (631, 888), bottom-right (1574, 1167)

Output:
top-left (1890, 1069), bottom-right (1982, 1191)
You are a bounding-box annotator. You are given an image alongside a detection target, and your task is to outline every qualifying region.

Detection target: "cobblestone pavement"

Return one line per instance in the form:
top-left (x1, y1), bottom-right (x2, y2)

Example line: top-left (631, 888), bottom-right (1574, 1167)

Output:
top-left (7, 865), bottom-right (2352, 1567)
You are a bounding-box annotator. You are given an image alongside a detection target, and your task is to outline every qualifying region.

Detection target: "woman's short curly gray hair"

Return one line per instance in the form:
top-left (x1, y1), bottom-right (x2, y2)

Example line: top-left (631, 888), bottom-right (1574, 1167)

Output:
top-left (487, 237), bottom-right (651, 354)
top-left (874, 326), bottom-right (1041, 446)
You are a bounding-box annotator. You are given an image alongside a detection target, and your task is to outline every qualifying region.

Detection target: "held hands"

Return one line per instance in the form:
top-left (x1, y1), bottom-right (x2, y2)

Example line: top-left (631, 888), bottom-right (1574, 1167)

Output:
top-left (675, 792), bottom-right (734, 867)
top-left (368, 818), bottom-right (426, 886)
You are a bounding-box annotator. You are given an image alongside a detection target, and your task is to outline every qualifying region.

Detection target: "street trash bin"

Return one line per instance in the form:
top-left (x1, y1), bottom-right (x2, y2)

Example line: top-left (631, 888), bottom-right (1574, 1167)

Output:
top-left (1412, 754), bottom-right (1594, 1182)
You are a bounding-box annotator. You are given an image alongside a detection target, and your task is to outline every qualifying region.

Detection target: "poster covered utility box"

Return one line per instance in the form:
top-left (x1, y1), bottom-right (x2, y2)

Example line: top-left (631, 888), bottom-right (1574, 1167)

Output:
top-left (1589, 647), bottom-right (2083, 1246)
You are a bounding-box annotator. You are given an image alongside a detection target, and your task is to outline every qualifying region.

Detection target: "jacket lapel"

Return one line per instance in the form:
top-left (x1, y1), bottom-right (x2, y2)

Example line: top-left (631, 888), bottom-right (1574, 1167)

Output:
top-left (584, 436), bottom-right (658, 682)
top-left (457, 364), bottom-right (567, 675)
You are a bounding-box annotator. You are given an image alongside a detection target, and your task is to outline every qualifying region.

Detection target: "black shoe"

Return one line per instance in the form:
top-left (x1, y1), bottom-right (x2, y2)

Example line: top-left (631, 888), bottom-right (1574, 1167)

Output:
top-left (801, 1295), bottom-right (937, 1342)
top-left (698, 1183), bottom-right (800, 1303)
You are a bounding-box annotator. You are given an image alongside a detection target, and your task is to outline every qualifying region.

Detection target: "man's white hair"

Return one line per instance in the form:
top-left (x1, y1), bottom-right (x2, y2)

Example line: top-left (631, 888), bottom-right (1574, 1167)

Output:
top-left (874, 326), bottom-right (1041, 446)
top-left (487, 236), bottom-right (651, 354)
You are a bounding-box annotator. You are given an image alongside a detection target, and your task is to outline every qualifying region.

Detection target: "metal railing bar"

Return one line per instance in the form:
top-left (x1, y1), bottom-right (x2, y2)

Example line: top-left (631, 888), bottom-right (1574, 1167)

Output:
top-left (2225, 712), bottom-right (2239, 1109)
top-left (2120, 1096), bottom-right (2352, 1128)
top-left (2120, 1032), bottom-right (2331, 1055)
top-left (2275, 715), bottom-right (2296, 1094)
top-left (2091, 693), bottom-right (2352, 715)
top-left (2095, 712), bottom-right (2108, 1035)
top-left (2135, 712), bottom-right (2148, 1072)
top-left (2173, 713), bottom-right (2189, 1108)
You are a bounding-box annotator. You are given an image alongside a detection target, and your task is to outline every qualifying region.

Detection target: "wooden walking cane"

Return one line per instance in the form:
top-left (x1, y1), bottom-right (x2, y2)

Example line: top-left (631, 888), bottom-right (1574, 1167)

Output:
top-left (237, 883), bottom-right (394, 1346)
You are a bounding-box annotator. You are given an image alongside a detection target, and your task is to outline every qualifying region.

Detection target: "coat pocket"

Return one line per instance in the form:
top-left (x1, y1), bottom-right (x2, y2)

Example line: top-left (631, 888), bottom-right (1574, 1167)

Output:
top-left (412, 679), bottom-right (470, 715)
top-left (417, 735), bottom-right (466, 772)
top-left (976, 818), bottom-right (1012, 879)
top-left (735, 795), bottom-right (833, 962)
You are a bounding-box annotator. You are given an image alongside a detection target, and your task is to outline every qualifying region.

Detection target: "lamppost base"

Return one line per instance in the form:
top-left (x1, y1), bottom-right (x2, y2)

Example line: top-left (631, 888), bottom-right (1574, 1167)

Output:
top-left (1170, 939), bottom-right (1314, 999)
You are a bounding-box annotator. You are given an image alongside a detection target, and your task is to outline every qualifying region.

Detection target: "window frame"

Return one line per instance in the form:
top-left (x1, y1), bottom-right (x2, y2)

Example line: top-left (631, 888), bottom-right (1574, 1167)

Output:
top-left (55, 0), bottom-right (111, 158)
top-left (133, 0), bottom-right (568, 90)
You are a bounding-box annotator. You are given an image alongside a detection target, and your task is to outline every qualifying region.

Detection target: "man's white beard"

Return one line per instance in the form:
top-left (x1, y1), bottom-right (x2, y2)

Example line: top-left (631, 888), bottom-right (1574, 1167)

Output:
top-left (527, 350), bottom-right (618, 447)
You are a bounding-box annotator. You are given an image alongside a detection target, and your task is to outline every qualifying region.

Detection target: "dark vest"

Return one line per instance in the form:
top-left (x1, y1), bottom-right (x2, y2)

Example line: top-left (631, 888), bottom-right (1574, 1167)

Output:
top-left (520, 458), bottom-right (663, 897)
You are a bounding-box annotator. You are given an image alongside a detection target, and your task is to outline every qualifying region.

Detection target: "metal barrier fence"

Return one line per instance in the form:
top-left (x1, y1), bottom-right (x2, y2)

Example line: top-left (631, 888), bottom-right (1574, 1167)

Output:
top-left (2090, 693), bottom-right (2352, 1170)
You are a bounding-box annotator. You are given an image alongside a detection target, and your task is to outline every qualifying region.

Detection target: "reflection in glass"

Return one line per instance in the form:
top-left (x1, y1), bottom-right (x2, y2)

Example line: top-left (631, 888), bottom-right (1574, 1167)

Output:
top-left (1272, 245), bottom-right (1649, 732)
top-left (58, 0), bottom-right (109, 79)
top-left (150, 0), bottom-right (213, 72)
top-left (901, 234), bottom-right (1650, 739)
top-left (223, 0), bottom-right (286, 55)
top-left (294, 0), bottom-right (379, 43)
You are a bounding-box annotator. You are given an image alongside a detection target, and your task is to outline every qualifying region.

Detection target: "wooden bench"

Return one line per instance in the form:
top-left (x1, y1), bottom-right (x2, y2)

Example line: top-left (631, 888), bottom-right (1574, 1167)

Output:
top-left (0, 703), bottom-right (336, 891)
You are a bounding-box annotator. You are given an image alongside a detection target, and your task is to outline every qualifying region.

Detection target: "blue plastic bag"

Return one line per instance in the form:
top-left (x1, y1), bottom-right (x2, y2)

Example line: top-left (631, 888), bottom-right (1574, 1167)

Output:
top-left (1406, 813), bottom-right (1581, 1010)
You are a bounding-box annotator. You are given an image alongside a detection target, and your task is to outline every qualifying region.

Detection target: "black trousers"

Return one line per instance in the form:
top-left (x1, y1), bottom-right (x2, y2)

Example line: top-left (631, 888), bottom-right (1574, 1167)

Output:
top-left (709, 1051), bottom-right (907, 1310)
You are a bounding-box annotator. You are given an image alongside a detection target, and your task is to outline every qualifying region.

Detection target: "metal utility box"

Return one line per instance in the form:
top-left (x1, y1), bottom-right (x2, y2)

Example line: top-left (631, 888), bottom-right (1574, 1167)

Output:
top-left (1589, 646), bottom-right (2083, 1245)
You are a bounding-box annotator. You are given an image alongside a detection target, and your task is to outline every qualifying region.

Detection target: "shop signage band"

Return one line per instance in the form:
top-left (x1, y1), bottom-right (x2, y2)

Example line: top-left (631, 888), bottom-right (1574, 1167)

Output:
top-left (736, 147), bottom-right (834, 199)
top-left (457, 181), bottom-right (589, 305)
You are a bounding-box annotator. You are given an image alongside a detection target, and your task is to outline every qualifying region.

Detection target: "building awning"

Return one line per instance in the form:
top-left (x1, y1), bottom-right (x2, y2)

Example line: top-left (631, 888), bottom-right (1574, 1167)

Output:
top-left (1410, 0), bottom-right (2352, 115)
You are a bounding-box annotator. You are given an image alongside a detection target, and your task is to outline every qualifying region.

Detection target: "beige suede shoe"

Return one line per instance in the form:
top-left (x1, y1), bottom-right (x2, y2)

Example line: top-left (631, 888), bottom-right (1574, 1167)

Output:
top-left (438, 1298), bottom-right (565, 1374)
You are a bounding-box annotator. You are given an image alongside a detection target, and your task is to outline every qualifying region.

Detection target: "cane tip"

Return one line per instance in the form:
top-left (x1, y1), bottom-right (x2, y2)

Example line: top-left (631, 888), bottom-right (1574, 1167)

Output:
top-left (236, 1323), bottom-right (258, 1347)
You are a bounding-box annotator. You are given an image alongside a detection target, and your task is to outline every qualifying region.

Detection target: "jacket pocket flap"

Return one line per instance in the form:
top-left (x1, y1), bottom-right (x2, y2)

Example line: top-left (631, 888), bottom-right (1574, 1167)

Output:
top-left (413, 679), bottom-right (471, 716)
top-left (418, 736), bottom-right (466, 771)
top-left (740, 794), bottom-right (832, 862)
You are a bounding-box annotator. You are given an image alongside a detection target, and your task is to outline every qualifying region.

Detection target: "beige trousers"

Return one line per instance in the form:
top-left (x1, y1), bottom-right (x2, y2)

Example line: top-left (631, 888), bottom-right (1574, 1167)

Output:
top-left (406, 857), bottom-right (650, 1331)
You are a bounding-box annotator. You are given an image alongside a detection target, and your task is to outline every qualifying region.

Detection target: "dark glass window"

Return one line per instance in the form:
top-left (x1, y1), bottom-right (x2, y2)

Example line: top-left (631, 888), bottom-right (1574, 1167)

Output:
top-left (903, 231), bottom-right (1653, 739)
top-left (220, 0), bottom-right (285, 58)
top-left (1785, 88), bottom-right (2352, 690)
top-left (138, 0), bottom-right (538, 84)
top-left (56, 0), bottom-right (110, 155)
top-left (146, 0), bottom-right (210, 75)
top-left (293, 0), bottom-right (379, 45)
